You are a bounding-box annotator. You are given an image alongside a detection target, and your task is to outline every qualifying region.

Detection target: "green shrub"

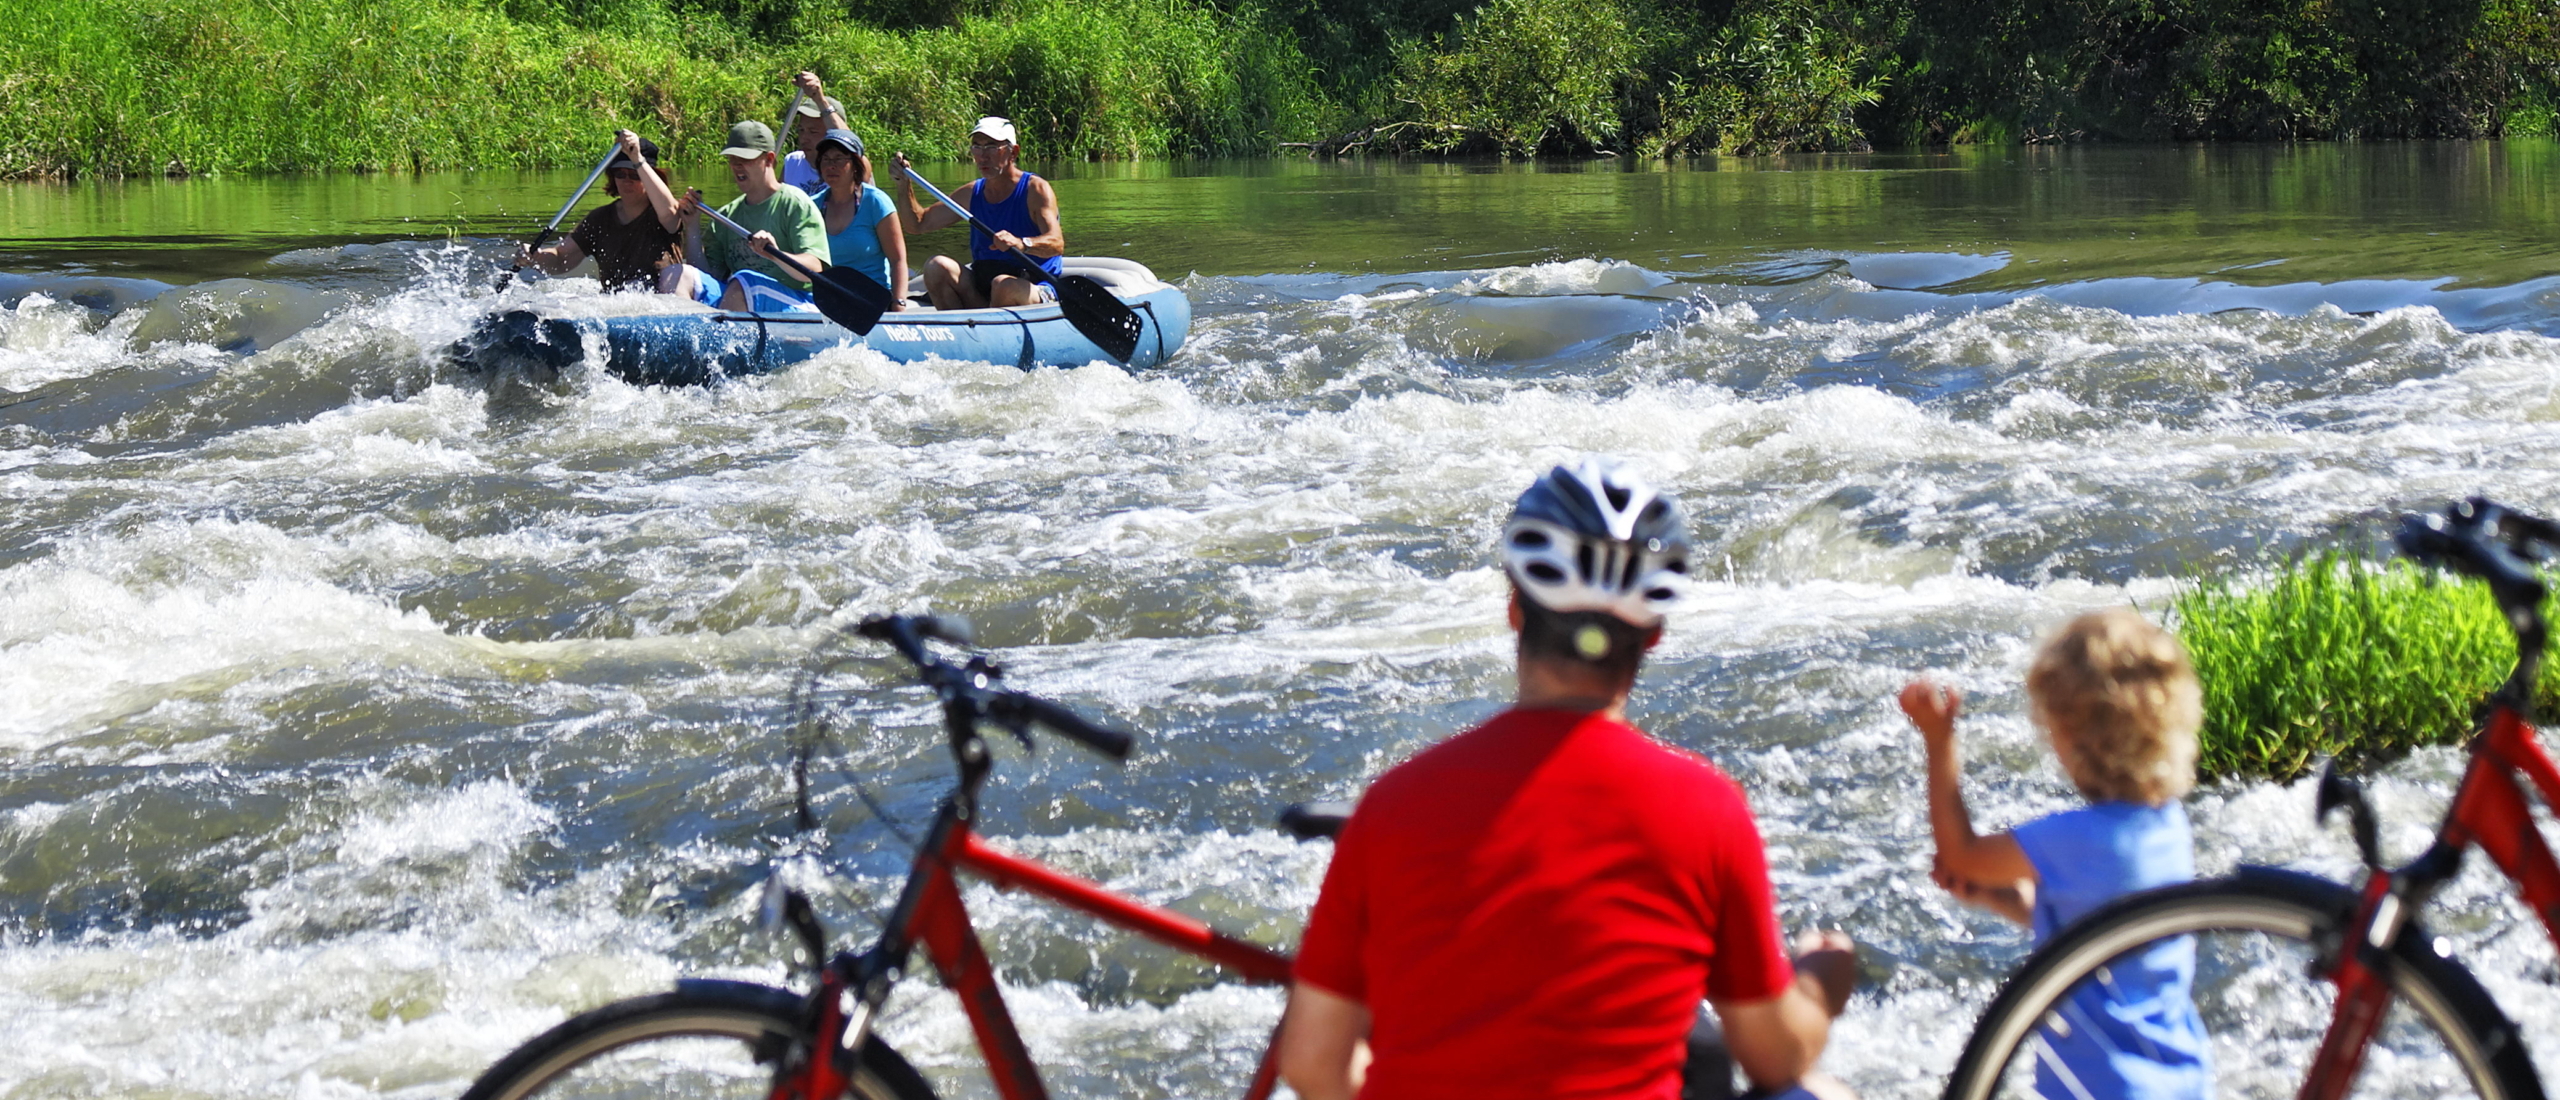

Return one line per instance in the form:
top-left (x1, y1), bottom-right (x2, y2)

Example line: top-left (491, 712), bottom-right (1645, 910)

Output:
top-left (2172, 552), bottom-right (2560, 785)
top-left (1645, 0), bottom-right (1884, 155)
top-left (1386, 0), bottom-right (1639, 156)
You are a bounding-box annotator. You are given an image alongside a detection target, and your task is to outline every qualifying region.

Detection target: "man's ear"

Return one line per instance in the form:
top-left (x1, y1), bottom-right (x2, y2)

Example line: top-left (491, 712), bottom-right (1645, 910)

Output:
top-left (1507, 589), bottom-right (1524, 633)
top-left (1642, 624), bottom-right (1663, 652)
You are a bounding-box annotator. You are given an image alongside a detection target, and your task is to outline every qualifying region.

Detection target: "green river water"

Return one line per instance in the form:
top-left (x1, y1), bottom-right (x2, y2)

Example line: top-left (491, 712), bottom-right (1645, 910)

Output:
top-left (5, 143), bottom-right (2560, 1100)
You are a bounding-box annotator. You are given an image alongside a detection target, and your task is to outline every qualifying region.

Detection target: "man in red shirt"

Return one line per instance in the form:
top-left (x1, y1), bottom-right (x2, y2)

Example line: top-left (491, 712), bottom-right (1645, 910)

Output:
top-left (1279, 458), bottom-right (1857, 1100)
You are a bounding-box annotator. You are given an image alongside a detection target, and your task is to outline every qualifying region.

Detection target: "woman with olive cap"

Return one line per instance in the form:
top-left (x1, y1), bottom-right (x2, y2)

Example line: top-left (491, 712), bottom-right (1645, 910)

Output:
top-left (807, 128), bottom-right (909, 309)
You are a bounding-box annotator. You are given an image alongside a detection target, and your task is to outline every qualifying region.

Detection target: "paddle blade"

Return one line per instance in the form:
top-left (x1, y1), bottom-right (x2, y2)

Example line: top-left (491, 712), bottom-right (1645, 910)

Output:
top-left (809, 266), bottom-right (894, 336)
top-left (1052, 274), bottom-right (1143, 364)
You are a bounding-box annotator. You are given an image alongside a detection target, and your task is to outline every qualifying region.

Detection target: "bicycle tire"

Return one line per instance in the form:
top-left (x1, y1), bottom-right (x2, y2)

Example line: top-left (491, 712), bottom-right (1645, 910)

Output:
top-left (1943, 867), bottom-right (2540, 1100)
top-left (461, 979), bottom-right (939, 1100)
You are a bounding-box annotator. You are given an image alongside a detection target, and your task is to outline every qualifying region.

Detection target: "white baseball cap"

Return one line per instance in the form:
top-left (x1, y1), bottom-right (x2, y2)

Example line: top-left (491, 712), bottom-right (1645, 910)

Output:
top-left (969, 116), bottom-right (1018, 145)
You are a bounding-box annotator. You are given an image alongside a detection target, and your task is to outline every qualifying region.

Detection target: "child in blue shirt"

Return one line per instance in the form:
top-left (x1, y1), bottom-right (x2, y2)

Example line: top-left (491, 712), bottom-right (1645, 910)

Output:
top-left (1901, 607), bottom-right (2209, 1100)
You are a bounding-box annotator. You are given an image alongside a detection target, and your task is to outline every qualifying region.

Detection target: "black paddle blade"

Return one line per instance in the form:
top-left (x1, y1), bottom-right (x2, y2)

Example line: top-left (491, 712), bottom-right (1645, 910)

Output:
top-left (1052, 274), bottom-right (1143, 364)
top-left (809, 266), bottom-right (894, 336)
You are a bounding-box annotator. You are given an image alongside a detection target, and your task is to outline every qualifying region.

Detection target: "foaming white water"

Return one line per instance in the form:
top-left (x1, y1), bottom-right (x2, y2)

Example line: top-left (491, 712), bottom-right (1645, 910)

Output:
top-left (11, 247), bottom-right (2560, 1100)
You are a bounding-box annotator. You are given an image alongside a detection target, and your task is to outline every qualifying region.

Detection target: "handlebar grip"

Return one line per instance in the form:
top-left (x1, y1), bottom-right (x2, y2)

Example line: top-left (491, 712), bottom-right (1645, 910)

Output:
top-left (2398, 507), bottom-right (2547, 607)
top-left (1279, 801), bottom-right (1353, 841)
top-left (1010, 694), bottom-right (1136, 761)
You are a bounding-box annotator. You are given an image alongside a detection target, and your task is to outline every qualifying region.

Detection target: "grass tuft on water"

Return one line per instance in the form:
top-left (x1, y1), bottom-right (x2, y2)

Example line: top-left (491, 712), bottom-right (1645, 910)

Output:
top-left (2174, 552), bottom-right (2560, 786)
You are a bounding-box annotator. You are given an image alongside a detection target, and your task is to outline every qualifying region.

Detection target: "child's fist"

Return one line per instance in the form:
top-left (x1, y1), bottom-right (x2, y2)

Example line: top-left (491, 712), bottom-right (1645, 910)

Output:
top-left (1899, 678), bottom-right (1960, 745)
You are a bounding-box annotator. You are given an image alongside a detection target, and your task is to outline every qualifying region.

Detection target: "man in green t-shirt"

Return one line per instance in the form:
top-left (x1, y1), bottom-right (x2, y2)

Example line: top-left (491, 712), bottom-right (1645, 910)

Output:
top-left (671, 120), bottom-right (830, 313)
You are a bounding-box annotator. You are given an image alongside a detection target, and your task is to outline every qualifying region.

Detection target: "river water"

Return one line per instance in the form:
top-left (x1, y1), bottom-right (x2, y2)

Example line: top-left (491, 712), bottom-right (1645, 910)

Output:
top-left (7, 143), bottom-right (2560, 1099)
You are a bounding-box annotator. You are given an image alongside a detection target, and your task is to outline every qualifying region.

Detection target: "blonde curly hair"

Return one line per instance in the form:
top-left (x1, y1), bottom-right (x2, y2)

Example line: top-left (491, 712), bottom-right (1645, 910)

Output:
top-left (2028, 608), bottom-right (2201, 805)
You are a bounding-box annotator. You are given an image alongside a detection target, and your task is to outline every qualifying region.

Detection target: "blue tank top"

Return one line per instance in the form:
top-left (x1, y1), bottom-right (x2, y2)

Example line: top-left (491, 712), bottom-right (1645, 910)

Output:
top-left (968, 173), bottom-right (1064, 279)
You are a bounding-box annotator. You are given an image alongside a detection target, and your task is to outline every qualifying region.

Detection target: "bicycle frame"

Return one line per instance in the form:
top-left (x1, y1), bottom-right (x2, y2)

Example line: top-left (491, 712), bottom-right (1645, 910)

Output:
top-left (2304, 500), bottom-right (2560, 1100)
top-left (858, 795), bottom-right (1296, 1100)
top-left (786, 615), bottom-right (1297, 1100)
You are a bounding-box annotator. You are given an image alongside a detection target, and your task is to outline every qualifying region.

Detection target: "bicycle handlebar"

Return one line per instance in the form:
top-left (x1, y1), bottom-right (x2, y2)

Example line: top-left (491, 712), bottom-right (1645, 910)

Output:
top-left (854, 614), bottom-right (1136, 762)
top-left (2395, 497), bottom-right (2554, 612)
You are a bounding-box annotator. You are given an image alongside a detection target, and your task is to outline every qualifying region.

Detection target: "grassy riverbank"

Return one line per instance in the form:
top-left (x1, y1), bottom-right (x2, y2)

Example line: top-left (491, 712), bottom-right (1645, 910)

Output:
top-left (2, 0), bottom-right (1322, 177)
top-left (10, 0), bottom-right (2560, 174)
top-left (2174, 553), bottom-right (2560, 785)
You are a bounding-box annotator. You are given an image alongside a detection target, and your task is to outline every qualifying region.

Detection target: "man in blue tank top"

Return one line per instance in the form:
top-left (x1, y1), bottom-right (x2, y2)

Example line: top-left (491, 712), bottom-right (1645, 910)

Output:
top-left (890, 117), bottom-right (1066, 310)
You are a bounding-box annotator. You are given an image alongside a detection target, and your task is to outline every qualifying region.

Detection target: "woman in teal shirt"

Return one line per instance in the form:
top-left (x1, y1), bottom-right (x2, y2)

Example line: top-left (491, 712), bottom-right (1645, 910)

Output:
top-left (810, 129), bottom-right (909, 309)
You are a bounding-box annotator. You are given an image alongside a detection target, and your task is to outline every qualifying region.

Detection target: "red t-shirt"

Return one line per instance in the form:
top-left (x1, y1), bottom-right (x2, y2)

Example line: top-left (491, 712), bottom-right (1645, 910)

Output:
top-left (1294, 708), bottom-right (1794, 1100)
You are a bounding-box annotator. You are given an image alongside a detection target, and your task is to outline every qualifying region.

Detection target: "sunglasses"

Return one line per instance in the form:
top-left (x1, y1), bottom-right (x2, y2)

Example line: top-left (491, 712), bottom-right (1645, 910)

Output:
top-left (965, 141), bottom-right (1009, 154)
top-left (608, 167), bottom-right (642, 179)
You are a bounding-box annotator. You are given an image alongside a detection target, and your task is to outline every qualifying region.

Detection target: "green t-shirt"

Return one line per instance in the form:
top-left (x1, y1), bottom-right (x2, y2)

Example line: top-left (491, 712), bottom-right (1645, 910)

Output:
top-left (707, 184), bottom-right (830, 287)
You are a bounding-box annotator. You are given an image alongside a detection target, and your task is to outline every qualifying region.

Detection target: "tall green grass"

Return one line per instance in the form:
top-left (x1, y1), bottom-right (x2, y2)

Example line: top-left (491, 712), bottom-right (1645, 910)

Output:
top-left (0, 0), bottom-right (1330, 177)
top-left (2173, 552), bottom-right (2560, 785)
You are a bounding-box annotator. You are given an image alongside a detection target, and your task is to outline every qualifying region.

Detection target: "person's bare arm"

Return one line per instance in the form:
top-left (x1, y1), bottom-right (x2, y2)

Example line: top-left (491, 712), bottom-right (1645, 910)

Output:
top-left (519, 236), bottom-right (586, 275)
top-left (617, 129), bottom-right (679, 233)
top-left (1277, 982), bottom-right (1370, 1100)
top-left (1931, 854), bottom-right (2035, 924)
top-left (875, 210), bottom-right (910, 309)
top-left (744, 230), bottom-right (823, 282)
top-left (1013, 175), bottom-right (1064, 258)
top-left (1900, 680), bottom-right (2037, 910)
top-left (1715, 930), bottom-right (1855, 1090)
top-left (679, 189), bottom-right (711, 273)
top-left (888, 153), bottom-right (964, 234)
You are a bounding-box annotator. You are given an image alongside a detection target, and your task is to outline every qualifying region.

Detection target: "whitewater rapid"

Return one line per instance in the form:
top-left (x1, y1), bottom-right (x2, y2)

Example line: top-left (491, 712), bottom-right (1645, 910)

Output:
top-left (5, 240), bottom-right (2560, 1099)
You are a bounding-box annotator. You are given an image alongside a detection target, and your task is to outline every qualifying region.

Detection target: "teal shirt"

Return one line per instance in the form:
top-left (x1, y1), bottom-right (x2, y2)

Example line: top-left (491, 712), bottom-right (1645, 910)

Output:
top-left (813, 182), bottom-right (897, 289)
top-left (706, 184), bottom-right (829, 287)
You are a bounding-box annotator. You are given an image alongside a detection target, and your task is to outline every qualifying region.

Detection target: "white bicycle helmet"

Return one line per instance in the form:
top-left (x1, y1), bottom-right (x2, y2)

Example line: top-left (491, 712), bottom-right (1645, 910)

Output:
top-left (1501, 457), bottom-right (1692, 628)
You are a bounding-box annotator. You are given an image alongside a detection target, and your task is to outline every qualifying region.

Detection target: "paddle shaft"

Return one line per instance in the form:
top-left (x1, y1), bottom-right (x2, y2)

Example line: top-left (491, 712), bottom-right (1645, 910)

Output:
top-left (778, 89), bottom-right (804, 151)
top-left (898, 165), bottom-right (1060, 285)
top-left (695, 203), bottom-right (823, 285)
top-left (497, 142), bottom-right (620, 290)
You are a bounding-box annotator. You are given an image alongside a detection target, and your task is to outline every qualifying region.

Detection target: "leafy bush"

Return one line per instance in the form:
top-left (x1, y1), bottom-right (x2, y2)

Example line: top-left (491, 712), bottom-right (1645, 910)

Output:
top-left (1647, 0), bottom-right (1885, 155)
top-left (1387, 0), bottom-right (1639, 156)
top-left (2172, 552), bottom-right (2560, 785)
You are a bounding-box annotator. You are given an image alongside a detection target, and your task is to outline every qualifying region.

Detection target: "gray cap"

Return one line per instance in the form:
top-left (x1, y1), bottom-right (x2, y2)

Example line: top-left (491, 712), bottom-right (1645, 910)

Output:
top-left (795, 96), bottom-right (846, 118)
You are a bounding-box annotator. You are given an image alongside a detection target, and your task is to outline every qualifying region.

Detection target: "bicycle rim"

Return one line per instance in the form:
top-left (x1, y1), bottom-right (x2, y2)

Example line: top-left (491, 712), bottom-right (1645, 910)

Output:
top-left (1943, 869), bottom-right (2539, 1100)
top-left (462, 980), bottom-right (938, 1100)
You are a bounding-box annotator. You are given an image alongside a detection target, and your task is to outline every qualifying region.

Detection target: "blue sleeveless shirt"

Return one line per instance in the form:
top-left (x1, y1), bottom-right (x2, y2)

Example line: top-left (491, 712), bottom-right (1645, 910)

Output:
top-left (968, 173), bottom-right (1065, 279)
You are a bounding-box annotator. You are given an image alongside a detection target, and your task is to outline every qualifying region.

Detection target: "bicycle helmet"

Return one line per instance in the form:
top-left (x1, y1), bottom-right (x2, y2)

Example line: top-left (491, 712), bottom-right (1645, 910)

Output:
top-left (1501, 457), bottom-right (1692, 628)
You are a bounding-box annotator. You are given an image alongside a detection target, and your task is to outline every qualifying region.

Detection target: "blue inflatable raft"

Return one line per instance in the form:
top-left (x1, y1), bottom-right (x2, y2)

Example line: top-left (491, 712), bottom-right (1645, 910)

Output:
top-left (455, 257), bottom-right (1189, 386)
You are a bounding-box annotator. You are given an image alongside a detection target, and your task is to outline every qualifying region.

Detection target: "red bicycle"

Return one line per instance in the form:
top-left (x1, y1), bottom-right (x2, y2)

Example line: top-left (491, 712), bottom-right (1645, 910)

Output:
top-left (1942, 497), bottom-right (2560, 1100)
top-left (460, 614), bottom-right (1335, 1100)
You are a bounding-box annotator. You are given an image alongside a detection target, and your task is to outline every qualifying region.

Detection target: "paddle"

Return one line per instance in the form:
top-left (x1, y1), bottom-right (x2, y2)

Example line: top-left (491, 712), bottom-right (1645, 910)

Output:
top-left (897, 163), bottom-right (1144, 364)
top-left (694, 200), bottom-right (893, 336)
top-left (496, 142), bottom-right (621, 292)
top-left (777, 89), bottom-right (804, 155)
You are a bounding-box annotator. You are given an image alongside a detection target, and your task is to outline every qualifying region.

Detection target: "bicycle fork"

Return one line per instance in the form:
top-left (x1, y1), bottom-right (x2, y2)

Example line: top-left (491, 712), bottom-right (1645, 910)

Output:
top-left (2301, 766), bottom-right (2463, 1100)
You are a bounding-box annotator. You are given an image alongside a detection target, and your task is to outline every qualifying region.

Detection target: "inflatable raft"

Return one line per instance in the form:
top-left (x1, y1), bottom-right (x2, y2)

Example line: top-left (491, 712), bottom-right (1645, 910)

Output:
top-left (454, 257), bottom-right (1188, 386)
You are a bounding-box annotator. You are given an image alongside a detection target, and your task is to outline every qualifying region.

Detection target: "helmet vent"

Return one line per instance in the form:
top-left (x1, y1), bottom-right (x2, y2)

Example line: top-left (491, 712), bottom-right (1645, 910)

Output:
top-left (1574, 543), bottom-right (1595, 583)
top-left (1511, 529), bottom-right (1550, 549)
top-left (1603, 483), bottom-right (1632, 511)
top-left (1525, 562), bottom-right (1566, 583)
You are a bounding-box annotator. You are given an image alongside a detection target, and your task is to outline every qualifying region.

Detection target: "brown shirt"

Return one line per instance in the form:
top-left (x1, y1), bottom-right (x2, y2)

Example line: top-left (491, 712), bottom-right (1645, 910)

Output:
top-left (568, 202), bottom-right (679, 292)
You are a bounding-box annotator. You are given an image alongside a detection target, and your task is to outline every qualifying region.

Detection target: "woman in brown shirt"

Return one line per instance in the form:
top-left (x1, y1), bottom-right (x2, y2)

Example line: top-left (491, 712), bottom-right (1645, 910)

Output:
top-left (516, 129), bottom-right (682, 292)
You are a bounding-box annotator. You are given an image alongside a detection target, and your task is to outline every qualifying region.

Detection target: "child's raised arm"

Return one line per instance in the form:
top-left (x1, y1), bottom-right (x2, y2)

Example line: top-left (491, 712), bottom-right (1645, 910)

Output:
top-left (1900, 679), bottom-right (2038, 925)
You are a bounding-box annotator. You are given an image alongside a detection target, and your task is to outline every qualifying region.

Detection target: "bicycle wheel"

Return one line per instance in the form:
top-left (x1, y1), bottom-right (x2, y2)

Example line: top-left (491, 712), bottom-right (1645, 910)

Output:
top-left (1944, 867), bottom-right (2541, 1100)
top-left (462, 979), bottom-right (939, 1100)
